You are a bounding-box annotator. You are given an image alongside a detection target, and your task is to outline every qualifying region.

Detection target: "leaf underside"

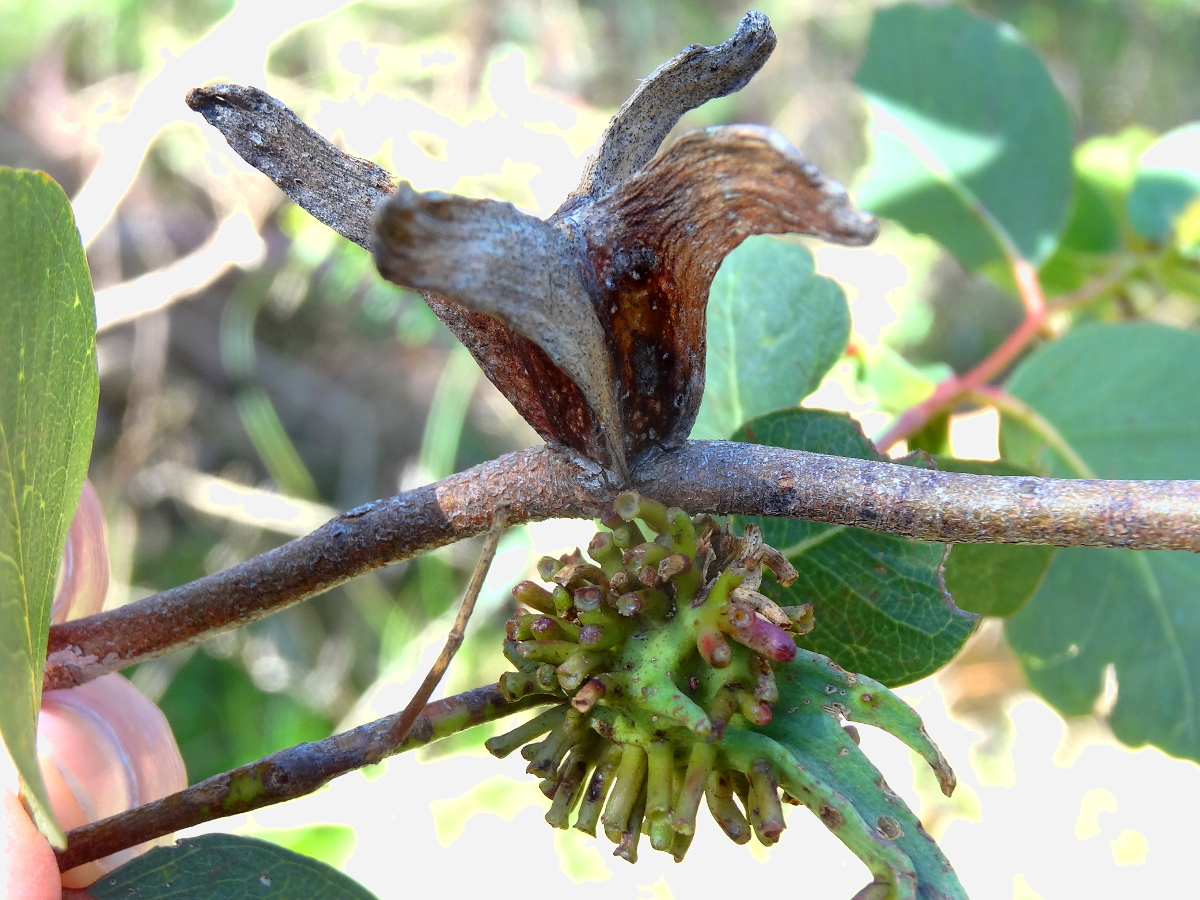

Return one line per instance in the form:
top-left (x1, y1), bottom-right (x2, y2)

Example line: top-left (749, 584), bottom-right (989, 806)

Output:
top-left (736, 408), bottom-right (977, 687)
top-left (1002, 321), bottom-right (1200, 761)
top-left (0, 167), bottom-right (98, 846)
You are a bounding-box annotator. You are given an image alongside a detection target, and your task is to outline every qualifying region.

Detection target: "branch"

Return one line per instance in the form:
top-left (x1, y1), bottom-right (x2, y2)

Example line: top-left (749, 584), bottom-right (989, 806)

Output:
top-left (46, 441), bottom-right (1200, 691)
top-left (635, 441), bottom-right (1199, 550)
top-left (45, 447), bottom-right (593, 691)
top-left (55, 685), bottom-right (556, 873)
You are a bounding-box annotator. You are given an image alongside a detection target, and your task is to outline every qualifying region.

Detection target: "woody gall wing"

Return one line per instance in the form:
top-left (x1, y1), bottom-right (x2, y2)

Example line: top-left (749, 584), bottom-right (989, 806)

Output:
top-left (575, 125), bottom-right (879, 462)
top-left (566, 10), bottom-right (776, 204)
top-left (373, 185), bottom-right (628, 477)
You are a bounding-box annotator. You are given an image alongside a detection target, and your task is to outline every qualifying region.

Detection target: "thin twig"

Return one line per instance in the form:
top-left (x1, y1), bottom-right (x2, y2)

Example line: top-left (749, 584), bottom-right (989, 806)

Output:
top-left (875, 257), bottom-right (1050, 451)
top-left (55, 684), bottom-right (558, 873)
top-left (386, 507), bottom-right (508, 747)
top-left (44, 441), bottom-right (1200, 692)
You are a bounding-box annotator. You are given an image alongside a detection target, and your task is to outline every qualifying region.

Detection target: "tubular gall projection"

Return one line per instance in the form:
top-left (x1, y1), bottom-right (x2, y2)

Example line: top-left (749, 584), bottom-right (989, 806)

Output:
top-left (487, 493), bottom-right (966, 899)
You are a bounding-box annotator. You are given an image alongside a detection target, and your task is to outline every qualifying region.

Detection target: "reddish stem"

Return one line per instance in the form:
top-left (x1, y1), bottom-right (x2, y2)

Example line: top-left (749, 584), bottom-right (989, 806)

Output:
top-left (875, 257), bottom-right (1048, 452)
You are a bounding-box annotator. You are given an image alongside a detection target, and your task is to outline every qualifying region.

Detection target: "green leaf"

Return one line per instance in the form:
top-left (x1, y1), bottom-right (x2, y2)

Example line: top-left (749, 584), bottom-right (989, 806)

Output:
top-left (1127, 123), bottom-right (1200, 247)
top-left (736, 409), bottom-right (976, 686)
top-left (88, 833), bottom-right (379, 899)
top-left (1036, 173), bottom-right (1122, 296)
top-left (1001, 321), bottom-right (1200, 760)
top-left (855, 2), bottom-right (1073, 269)
top-left (933, 458), bottom-right (1056, 618)
top-left (1075, 126), bottom-right (1158, 200)
top-left (762, 650), bottom-right (967, 899)
top-left (1006, 547), bottom-right (1200, 758)
top-left (1042, 127), bottom-right (1155, 293)
top-left (690, 236), bottom-right (849, 439)
top-left (1001, 322), bottom-right (1200, 479)
top-left (852, 341), bottom-right (950, 415)
top-left (0, 168), bottom-right (97, 846)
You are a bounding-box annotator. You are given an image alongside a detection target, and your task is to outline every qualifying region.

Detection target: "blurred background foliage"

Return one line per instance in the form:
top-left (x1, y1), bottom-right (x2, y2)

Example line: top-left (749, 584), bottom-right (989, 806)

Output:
top-left (3, 0), bottom-right (1200, 892)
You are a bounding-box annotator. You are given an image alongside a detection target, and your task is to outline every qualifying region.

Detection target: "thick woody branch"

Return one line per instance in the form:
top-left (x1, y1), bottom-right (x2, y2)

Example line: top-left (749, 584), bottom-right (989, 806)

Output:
top-left (55, 685), bottom-right (557, 874)
top-left (45, 441), bottom-right (1200, 692)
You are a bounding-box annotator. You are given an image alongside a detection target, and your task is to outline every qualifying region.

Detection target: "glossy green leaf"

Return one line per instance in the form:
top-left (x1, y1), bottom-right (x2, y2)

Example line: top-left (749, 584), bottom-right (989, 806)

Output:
top-left (690, 236), bottom-right (849, 439)
top-left (0, 168), bottom-right (97, 846)
top-left (736, 408), bottom-right (977, 686)
top-left (1127, 123), bottom-right (1200, 246)
top-left (88, 834), bottom-right (378, 900)
top-left (855, 3), bottom-right (1073, 269)
top-left (934, 458), bottom-right (1056, 618)
top-left (1001, 321), bottom-right (1200, 760)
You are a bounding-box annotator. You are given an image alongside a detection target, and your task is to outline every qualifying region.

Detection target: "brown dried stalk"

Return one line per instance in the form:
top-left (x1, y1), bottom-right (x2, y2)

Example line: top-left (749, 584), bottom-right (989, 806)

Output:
top-left (384, 507), bottom-right (507, 747)
top-left (45, 447), bottom-right (588, 691)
